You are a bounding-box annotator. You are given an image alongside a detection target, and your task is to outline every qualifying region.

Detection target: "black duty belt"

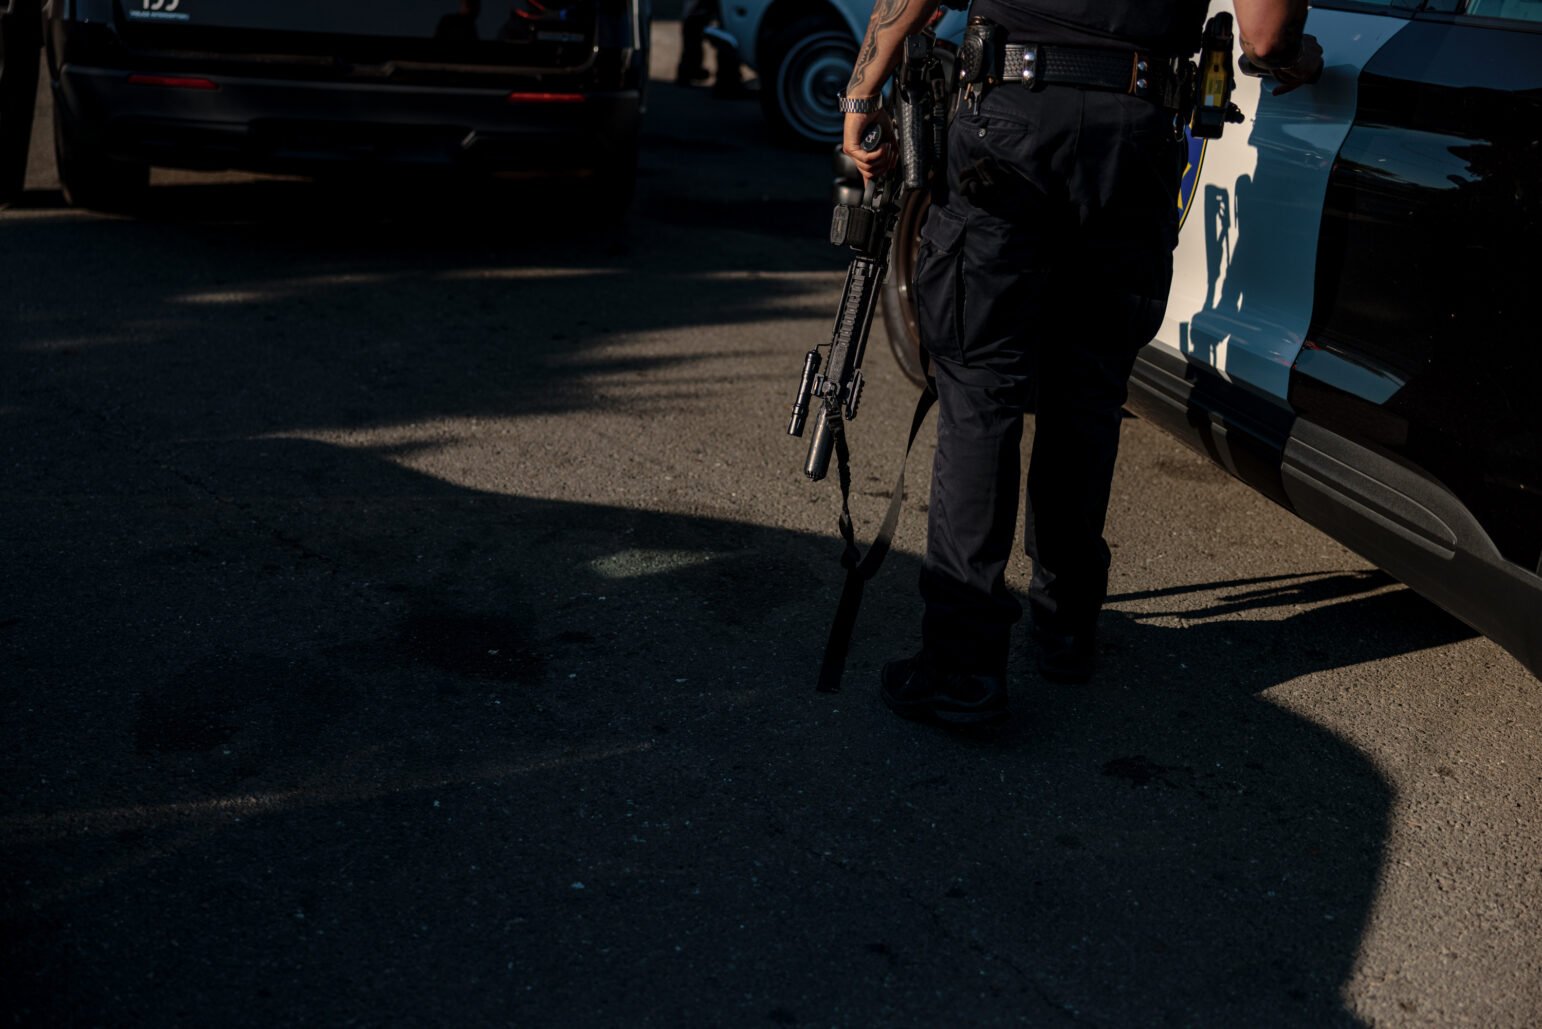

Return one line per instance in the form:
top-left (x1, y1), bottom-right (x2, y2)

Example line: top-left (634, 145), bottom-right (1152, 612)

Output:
top-left (998, 42), bottom-right (1186, 110)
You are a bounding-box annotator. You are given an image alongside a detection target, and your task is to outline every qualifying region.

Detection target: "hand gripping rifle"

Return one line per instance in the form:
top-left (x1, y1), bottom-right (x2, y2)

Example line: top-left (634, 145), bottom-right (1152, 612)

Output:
top-left (786, 31), bottom-right (951, 692)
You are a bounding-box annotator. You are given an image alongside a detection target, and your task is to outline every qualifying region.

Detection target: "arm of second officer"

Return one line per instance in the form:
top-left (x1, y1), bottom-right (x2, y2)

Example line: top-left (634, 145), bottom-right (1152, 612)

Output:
top-left (1233, 0), bottom-right (1324, 96)
top-left (842, 0), bottom-right (943, 182)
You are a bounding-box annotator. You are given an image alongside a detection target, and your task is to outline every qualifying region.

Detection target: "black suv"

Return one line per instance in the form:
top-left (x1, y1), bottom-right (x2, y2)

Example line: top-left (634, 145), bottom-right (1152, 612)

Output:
top-left (0, 0), bottom-right (648, 210)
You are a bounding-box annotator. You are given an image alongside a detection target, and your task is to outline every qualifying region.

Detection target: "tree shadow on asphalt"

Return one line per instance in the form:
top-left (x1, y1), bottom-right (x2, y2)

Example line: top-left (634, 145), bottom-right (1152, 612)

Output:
top-left (0, 184), bottom-right (844, 454)
top-left (0, 166), bottom-right (1481, 1025)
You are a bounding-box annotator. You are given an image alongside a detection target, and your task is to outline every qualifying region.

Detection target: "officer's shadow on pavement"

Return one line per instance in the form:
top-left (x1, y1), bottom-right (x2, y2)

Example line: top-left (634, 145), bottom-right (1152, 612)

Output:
top-left (0, 178), bottom-right (1475, 1026)
top-left (1178, 88), bottom-right (1293, 368)
top-left (1181, 175), bottom-right (1257, 366)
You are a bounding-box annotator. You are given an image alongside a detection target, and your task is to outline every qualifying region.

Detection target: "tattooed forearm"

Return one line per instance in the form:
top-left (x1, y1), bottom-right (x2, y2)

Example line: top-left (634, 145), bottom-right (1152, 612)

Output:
top-left (844, 0), bottom-right (937, 95)
top-left (872, 0), bottom-right (910, 30)
top-left (848, 31), bottom-right (880, 92)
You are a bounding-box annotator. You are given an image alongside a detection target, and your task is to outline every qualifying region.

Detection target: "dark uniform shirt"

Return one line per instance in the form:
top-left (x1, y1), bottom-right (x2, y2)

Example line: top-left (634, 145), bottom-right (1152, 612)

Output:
top-left (970, 0), bottom-right (1210, 55)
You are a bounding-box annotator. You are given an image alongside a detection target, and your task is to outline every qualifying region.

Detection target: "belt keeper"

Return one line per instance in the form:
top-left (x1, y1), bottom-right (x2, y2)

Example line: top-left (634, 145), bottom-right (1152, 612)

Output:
top-left (1020, 43), bottom-right (1040, 87)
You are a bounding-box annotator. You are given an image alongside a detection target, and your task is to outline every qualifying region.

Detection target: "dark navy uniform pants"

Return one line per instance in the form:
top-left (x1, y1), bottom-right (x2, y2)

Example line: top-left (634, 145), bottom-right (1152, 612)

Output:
top-left (912, 82), bottom-right (1185, 675)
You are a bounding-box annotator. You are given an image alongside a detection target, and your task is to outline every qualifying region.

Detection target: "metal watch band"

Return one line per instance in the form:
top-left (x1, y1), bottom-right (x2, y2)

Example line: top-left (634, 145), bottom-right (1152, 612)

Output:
top-left (837, 93), bottom-right (882, 114)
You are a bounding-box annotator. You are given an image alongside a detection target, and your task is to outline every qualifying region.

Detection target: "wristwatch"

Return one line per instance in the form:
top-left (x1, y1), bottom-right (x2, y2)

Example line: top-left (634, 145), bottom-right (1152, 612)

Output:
top-left (837, 91), bottom-right (883, 114)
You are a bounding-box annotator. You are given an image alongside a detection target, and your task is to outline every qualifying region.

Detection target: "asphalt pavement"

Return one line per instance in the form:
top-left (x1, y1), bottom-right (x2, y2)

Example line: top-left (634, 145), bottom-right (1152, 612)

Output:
top-left (3, 28), bottom-right (1540, 1028)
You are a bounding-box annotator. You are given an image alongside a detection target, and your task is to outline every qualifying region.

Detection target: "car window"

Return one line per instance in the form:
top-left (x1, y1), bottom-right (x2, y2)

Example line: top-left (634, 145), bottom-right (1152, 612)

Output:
top-left (1309, 0), bottom-right (1423, 14)
top-left (1462, 0), bottom-right (1542, 20)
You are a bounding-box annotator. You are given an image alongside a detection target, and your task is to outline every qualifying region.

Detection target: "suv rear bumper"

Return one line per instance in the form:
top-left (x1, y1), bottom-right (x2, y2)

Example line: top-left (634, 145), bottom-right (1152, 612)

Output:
top-left (56, 64), bottom-right (641, 175)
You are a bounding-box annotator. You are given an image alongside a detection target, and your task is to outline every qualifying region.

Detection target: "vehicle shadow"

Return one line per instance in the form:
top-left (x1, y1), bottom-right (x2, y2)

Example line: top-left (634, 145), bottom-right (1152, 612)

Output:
top-left (0, 420), bottom-right (1471, 1027)
top-left (0, 109), bottom-right (1473, 1028)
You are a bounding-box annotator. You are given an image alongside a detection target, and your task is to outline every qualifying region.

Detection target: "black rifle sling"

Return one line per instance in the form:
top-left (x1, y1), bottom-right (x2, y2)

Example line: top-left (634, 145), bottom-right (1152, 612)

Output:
top-left (816, 379), bottom-right (937, 693)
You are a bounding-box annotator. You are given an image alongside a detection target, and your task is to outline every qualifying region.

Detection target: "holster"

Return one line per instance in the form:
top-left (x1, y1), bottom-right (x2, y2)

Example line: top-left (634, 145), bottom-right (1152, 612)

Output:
top-left (958, 16), bottom-right (1007, 87)
top-left (895, 29), bottom-right (954, 194)
top-left (897, 35), bottom-right (931, 191)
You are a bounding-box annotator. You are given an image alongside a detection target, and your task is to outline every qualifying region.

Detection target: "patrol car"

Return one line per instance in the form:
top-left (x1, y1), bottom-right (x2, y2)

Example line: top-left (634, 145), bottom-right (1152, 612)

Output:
top-left (878, 0), bottom-right (1542, 678)
top-left (0, 0), bottom-right (648, 210)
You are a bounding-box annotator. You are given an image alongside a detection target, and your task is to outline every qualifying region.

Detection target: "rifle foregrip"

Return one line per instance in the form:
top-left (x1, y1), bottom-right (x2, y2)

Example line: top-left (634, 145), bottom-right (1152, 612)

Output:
top-left (833, 257), bottom-right (881, 352)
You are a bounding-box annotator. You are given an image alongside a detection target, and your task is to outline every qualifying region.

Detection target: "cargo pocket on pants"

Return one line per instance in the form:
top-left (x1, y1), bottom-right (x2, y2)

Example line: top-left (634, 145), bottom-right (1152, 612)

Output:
top-left (913, 203), bottom-right (968, 365)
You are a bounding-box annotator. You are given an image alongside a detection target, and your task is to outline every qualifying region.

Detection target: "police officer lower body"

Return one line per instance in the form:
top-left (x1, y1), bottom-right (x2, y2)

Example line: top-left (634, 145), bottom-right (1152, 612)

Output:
top-left (677, 0), bottom-right (743, 93)
top-left (883, 63), bottom-right (1184, 724)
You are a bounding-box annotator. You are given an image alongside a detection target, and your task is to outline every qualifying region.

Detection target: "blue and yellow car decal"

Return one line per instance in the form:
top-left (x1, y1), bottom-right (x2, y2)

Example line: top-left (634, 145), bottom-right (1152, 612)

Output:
top-left (1177, 128), bottom-right (1206, 231)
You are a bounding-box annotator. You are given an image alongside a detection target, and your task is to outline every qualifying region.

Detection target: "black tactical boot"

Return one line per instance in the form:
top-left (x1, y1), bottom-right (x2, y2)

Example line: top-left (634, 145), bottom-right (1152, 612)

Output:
top-left (1035, 628), bottom-right (1097, 684)
top-left (880, 655), bottom-right (1009, 727)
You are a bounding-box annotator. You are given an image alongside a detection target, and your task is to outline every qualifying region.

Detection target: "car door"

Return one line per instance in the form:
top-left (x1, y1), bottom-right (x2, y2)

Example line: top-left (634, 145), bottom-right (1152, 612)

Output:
top-left (0, 0), bottom-right (42, 205)
top-left (1291, 1), bottom-right (1542, 578)
top-left (1280, 0), bottom-right (1542, 675)
top-left (1135, 0), bottom-right (1542, 676)
top-left (1140, 0), bottom-right (1414, 504)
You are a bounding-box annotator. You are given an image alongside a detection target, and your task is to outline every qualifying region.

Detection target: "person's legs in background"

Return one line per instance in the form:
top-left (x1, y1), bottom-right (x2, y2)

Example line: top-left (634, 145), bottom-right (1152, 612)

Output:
top-left (676, 0), bottom-right (711, 85)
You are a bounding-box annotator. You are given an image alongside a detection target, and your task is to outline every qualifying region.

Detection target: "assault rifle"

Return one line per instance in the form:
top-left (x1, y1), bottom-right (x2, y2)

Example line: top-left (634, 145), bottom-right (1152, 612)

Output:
top-left (785, 31), bottom-right (952, 692)
top-left (784, 117), bottom-right (897, 480)
top-left (787, 30), bottom-right (947, 480)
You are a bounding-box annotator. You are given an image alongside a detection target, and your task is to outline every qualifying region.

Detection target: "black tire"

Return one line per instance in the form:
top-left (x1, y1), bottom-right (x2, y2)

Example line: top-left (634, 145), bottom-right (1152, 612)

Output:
top-left (760, 15), bottom-right (857, 147)
top-left (0, 0), bottom-right (43, 208)
top-left (880, 187), bottom-right (932, 388)
top-left (53, 100), bottom-right (149, 212)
